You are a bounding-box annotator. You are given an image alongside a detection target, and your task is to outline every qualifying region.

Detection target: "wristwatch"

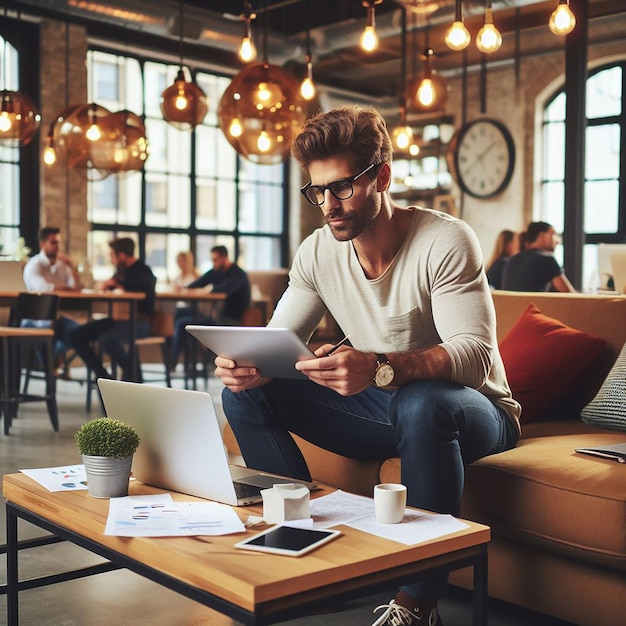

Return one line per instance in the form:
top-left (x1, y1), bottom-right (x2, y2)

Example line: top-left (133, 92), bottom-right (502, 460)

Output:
top-left (373, 353), bottom-right (394, 388)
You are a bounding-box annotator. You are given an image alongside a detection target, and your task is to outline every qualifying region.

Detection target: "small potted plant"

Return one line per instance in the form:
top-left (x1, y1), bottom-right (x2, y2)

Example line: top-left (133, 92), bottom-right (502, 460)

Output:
top-left (75, 417), bottom-right (140, 498)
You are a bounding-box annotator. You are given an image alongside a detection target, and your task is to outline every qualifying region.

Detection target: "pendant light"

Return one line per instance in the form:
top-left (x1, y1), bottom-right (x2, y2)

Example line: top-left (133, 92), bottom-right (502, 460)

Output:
top-left (476, 1), bottom-right (502, 54)
top-left (0, 6), bottom-right (40, 147)
top-left (445, 0), bottom-right (471, 52)
top-left (360, 0), bottom-right (382, 53)
top-left (410, 22), bottom-right (449, 114)
top-left (160, 0), bottom-right (208, 130)
top-left (391, 6), bottom-right (412, 152)
top-left (217, 0), bottom-right (305, 165)
top-left (549, 0), bottom-right (576, 36)
top-left (238, 1), bottom-right (257, 63)
top-left (300, 0), bottom-right (316, 101)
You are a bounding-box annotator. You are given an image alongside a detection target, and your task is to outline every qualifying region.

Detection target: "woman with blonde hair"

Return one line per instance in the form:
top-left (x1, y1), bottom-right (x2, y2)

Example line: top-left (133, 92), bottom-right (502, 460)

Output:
top-left (486, 229), bottom-right (519, 290)
top-left (173, 251), bottom-right (200, 289)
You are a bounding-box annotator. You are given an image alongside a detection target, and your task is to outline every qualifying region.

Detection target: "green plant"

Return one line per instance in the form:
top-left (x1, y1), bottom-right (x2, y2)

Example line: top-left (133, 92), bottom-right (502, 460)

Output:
top-left (74, 417), bottom-right (140, 458)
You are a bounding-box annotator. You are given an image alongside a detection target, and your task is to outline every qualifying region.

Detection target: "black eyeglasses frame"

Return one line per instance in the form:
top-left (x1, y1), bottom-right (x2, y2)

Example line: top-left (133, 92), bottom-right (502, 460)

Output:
top-left (300, 163), bottom-right (378, 206)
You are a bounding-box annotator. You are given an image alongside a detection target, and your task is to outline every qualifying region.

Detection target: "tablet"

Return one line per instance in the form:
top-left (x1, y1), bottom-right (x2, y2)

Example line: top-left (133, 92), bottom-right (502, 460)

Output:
top-left (185, 326), bottom-right (315, 379)
top-left (234, 525), bottom-right (342, 557)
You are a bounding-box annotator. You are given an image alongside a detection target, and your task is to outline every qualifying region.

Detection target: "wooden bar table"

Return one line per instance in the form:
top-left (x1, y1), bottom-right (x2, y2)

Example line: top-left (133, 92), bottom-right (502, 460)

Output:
top-left (3, 473), bottom-right (490, 626)
top-left (0, 289), bottom-right (146, 382)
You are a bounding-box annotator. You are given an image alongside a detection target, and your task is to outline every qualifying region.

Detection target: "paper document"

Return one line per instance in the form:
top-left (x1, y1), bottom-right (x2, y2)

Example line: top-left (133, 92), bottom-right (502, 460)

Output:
top-left (104, 493), bottom-right (246, 537)
top-left (310, 490), bottom-right (469, 545)
top-left (20, 465), bottom-right (88, 492)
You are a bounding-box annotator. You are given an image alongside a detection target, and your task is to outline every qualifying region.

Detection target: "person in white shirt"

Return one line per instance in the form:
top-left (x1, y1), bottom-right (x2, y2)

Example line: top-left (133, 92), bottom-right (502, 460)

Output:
top-left (22, 227), bottom-right (81, 368)
top-left (215, 106), bottom-right (521, 626)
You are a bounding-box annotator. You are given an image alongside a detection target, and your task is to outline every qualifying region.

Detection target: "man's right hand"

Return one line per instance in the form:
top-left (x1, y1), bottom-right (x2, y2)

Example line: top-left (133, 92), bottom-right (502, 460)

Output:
top-left (214, 355), bottom-right (270, 392)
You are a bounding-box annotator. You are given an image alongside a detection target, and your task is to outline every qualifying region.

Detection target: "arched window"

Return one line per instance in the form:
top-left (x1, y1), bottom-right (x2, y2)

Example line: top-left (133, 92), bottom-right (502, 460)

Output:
top-left (0, 35), bottom-right (20, 255)
top-left (540, 62), bottom-right (625, 290)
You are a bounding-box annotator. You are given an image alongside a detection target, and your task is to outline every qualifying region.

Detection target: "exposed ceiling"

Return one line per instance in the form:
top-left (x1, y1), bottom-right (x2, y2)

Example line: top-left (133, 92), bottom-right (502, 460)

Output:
top-left (6, 0), bottom-right (626, 105)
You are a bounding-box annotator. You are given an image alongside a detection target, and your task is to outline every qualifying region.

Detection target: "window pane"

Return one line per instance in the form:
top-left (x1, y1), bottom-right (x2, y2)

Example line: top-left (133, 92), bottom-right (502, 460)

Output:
top-left (585, 124), bottom-right (620, 179)
top-left (144, 62), bottom-right (168, 118)
top-left (542, 181), bottom-right (565, 231)
top-left (240, 183), bottom-right (283, 233)
top-left (145, 232), bottom-right (167, 281)
top-left (584, 180), bottom-right (619, 233)
top-left (240, 236), bottom-right (281, 269)
top-left (88, 230), bottom-right (116, 282)
top-left (543, 121), bottom-right (565, 180)
top-left (587, 66), bottom-right (622, 119)
top-left (146, 175), bottom-right (191, 228)
top-left (196, 180), bottom-right (236, 230)
top-left (544, 92), bottom-right (566, 122)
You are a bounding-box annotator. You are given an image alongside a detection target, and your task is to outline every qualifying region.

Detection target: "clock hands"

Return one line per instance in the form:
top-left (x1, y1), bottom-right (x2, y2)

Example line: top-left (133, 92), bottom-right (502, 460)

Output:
top-left (463, 140), bottom-right (497, 175)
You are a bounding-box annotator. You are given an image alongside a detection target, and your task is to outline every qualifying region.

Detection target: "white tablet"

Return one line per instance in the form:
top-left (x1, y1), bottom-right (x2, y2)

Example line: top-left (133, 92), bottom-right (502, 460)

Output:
top-left (234, 525), bottom-right (342, 557)
top-left (185, 325), bottom-right (315, 379)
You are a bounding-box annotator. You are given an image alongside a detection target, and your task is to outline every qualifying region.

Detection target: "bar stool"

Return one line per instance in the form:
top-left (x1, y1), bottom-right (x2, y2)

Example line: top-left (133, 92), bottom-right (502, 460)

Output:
top-left (0, 293), bottom-right (60, 435)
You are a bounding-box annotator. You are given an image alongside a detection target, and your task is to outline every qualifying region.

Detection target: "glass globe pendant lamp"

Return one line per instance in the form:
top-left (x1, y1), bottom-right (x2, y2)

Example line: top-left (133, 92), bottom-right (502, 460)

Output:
top-left (0, 89), bottom-right (41, 146)
top-left (218, 62), bottom-right (306, 165)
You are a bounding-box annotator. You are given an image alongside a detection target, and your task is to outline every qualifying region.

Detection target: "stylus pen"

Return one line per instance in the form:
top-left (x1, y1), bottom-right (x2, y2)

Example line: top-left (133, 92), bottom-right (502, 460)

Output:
top-left (325, 335), bottom-right (351, 356)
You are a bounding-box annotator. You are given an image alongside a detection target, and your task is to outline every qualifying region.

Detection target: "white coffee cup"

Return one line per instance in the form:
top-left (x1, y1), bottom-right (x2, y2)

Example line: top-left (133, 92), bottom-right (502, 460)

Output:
top-left (374, 483), bottom-right (407, 524)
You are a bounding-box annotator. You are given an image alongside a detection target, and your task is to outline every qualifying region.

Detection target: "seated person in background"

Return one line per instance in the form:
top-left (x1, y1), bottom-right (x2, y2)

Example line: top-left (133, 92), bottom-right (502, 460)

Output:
top-left (171, 250), bottom-right (200, 320)
top-left (171, 245), bottom-right (250, 367)
top-left (485, 229), bottom-right (519, 290)
top-left (22, 226), bottom-right (81, 369)
top-left (216, 106), bottom-right (520, 626)
top-left (501, 221), bottom-right (576, 292)
top-left (68, 237), bottom-right (156, 382)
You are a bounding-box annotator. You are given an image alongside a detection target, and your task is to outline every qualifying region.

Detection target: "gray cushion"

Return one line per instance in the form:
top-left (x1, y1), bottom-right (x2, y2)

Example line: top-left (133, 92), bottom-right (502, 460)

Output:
top-left (581, 343), bottom-right (626, 431)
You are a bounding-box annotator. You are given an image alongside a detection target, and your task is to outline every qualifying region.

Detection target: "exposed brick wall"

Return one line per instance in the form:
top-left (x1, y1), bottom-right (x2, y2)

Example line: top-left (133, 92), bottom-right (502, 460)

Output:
top-left (39, 21), bottom-right (89, 262)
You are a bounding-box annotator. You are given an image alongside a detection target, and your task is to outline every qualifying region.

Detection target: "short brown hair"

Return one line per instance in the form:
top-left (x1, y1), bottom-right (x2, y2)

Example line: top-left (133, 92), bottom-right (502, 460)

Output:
top-left (291, 106), bottom-right (392, 172)
top-left (109, 237), bottom-right (135, 257)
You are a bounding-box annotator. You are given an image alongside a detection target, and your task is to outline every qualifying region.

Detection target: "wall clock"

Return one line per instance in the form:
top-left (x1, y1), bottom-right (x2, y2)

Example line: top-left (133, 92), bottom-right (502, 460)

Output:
top-left (449, 118), bottom-right (515, 199)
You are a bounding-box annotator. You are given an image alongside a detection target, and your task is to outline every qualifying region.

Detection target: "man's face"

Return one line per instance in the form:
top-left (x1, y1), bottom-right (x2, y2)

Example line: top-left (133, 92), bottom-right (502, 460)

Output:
top-left (540, 227), bottom-right (559, 252)
top-left (41, 234), bottom-right (61, 261)
top-left (211, 252), bottom-right (227, 271)
top-left (308, 156), bottom-right (380, 242)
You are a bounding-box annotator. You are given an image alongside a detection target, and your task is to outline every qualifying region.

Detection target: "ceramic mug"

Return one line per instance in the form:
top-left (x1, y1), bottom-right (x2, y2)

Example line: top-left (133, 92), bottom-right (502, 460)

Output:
top-left (374, 483), bottom-right (407, 524)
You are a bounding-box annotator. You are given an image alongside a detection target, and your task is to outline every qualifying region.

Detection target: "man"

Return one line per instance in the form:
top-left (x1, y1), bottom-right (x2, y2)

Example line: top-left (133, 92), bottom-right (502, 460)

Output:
top-left (215, 107), bottom-right (521, 626)
top-left (170, 245), bottom-right (250, 367)
top-left (501, 221), bottom-right (576, 292)
top-left (22, 227), bottom-right (81, 366)
top-left (68, 237), bottom-right (156, 382)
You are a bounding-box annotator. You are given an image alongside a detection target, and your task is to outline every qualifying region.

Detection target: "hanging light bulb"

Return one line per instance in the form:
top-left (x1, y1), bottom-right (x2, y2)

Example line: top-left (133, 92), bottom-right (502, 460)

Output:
top-left (160, 1), bottom-right (209, 130)
top-left (476, 4), bottom-right (502, 54)
top-left (257, 129), bottom-right (271, 152)
top-left (43, 123), bottom-right (57, 166)
top-left (409, 143), bottom-right (420, 157)
top-left (85, 104), bottom-right (101, 141)
top-left (393, 124), bottom-right (413, 151)
top-left (445, 0), bottom-right (471, 52)
top-left (300, 54), bottom-right (316, 101)
top-left (239, 2), bottom-right (257, 62)
top-left (549, 0), bottom-right (576, 36)
top-left (360, 1), bottom-right (381, 53)
top-left (410, 49), bottom-right (449, 113)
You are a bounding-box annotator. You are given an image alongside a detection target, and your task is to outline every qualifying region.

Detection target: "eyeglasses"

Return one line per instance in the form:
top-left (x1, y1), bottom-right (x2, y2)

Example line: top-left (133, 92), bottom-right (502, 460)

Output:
top-left (300, 163), bottom-right (378, 206)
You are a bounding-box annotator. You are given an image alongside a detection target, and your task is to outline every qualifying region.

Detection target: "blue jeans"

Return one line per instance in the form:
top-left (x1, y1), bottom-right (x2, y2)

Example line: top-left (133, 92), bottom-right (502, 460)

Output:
top-left (69, 317), bottom-right (151, 382)
top-left (222, 378), bottom-right (518, 602)
top-left (21, 315), bottom-right (80, 360)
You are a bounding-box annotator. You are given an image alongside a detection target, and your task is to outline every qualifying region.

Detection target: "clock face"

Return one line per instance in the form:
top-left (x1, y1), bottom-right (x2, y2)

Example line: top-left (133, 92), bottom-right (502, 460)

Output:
top-left (453, 119), bottom-right (515, 199)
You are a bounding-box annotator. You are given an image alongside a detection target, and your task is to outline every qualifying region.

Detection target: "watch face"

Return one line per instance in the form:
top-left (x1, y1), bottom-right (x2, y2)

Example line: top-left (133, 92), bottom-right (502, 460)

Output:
top-left (375, 363), bottom-right (394, 387)
top-left (453, 119), bottom-right (515, 199)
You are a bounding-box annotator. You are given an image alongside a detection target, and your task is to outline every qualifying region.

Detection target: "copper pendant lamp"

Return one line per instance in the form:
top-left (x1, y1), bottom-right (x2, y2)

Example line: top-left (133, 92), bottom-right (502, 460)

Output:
top-left (0, 7), bottom-right (40, 147)
top-left (218, 0), bottom-right (305, 164)
top-left (160, 0), bottom-right (208, 130)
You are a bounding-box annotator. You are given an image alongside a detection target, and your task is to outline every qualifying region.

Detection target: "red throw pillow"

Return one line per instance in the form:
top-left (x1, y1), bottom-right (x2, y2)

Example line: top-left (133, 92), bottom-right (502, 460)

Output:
top-left (499, 303), bottom-right (606, 424)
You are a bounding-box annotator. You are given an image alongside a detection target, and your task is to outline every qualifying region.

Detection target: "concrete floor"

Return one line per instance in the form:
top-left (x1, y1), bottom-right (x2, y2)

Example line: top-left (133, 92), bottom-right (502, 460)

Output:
top-left (0, 373), bottom-right (574, 626)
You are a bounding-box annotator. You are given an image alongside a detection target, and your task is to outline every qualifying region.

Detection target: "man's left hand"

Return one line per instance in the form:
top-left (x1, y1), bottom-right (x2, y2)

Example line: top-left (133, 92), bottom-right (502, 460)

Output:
top-left (295, 345), bottom-right (376, 396)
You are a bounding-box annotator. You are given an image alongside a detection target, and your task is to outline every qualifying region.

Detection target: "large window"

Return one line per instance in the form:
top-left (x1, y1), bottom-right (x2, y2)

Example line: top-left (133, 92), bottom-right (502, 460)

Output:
top-left (540, 62), bottom-right (625, 290)
top-left (0, 36), bottom-right (20, 255)
top-left (87, 50), bottom-right (287, 283)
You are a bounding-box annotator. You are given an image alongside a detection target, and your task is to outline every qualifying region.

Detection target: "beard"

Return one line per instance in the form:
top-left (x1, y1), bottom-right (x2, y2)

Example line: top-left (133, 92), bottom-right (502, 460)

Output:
top-left (325, 198), bottom-right (379, 242)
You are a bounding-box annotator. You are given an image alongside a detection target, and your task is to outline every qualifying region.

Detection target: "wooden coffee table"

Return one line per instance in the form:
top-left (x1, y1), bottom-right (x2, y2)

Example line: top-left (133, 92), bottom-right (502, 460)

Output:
top-left (3, 473), bottom-right (490, 625)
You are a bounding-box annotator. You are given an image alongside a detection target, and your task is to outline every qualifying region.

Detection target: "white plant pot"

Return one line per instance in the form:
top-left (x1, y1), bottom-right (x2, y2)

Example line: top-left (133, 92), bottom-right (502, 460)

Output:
top-left (82, 454), bottom-right (133, 499)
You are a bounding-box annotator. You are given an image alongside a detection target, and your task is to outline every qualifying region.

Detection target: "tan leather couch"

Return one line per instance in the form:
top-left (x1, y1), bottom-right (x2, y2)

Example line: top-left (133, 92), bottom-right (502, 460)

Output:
top-left (224, 291), bottom-right (626, 626)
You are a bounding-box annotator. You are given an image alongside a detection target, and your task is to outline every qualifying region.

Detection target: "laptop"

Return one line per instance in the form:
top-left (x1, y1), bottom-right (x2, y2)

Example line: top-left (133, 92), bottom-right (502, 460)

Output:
top-left (97, 379), bottom-right (314, 506)
top-left (1, 260), bottom-right (26, 290)
top-left (609, 250), bottom-right (626, 294)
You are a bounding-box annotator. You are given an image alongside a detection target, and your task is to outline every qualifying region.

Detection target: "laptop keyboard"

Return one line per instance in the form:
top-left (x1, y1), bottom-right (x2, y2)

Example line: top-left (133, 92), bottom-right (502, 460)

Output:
top-left (233, 481), bottom-right (262, 499)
